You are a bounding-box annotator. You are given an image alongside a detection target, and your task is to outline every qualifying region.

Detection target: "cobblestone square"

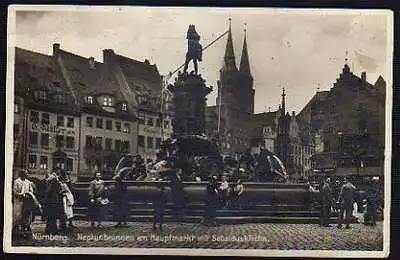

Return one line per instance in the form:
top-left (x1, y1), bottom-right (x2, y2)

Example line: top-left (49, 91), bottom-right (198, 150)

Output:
top-left (13, 220), bottom-right (383, 251)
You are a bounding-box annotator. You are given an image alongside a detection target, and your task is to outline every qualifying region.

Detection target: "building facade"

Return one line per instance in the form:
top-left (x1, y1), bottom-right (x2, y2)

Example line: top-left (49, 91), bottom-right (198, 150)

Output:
top-left (14, 44), bottom-right (173, 180)
top-left (15, 47), bottom-right (81, 180)
top-left (297, 63), bottom-right (386, 176)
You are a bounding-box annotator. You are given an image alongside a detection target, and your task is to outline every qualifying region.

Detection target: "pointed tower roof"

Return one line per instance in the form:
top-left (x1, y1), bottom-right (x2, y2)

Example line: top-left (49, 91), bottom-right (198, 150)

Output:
top-left (281, 87), bottom-right (286, 117)
top-left (222, 18), bottom-right (237, 71)
top-left (239, 23), bottom-right (252, 76)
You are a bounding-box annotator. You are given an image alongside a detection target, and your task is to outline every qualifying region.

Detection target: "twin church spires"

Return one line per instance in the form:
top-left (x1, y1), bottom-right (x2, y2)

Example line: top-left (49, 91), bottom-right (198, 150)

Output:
top-left (218, 18), bottom-right (255, 115)
top-left (222, 19), bottom-right (252, 78)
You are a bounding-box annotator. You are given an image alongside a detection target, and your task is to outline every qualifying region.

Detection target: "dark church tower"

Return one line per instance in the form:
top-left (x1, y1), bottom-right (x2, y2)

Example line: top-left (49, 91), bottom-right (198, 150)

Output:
top-left (216, 19), bottom-right (238, 110)
top-left (216, 22), bottom-right (254, 114)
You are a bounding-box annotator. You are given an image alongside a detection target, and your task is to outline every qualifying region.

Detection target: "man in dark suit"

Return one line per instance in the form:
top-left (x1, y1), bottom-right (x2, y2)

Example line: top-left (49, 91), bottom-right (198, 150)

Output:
top-left (320, 177), bottom-right (333, 227)
top-left (153, 184), bottom-right (167, 231)
top-left (44, 170), bottom-right (62, 235)
top-left (337, 177), bottom-right (357, 229)
top-left (113, 173), bottom-right (128, 227)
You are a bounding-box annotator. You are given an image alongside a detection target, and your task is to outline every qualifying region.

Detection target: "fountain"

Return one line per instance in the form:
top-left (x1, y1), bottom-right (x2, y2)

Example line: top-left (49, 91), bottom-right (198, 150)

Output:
top-left (71, 25), bottom-right (325, 224)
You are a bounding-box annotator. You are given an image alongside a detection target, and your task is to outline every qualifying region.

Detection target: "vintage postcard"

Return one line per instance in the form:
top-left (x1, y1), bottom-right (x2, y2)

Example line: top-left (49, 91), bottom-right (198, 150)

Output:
top-left (4, 5), bottom-right (393, 257)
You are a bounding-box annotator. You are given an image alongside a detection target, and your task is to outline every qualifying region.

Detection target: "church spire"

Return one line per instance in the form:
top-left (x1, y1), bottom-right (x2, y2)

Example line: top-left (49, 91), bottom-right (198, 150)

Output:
top-left (281, 87), bottom-right (286, 116)
top-left (223, 17), bottom-right (237, 71)
top-left (239, 23), bottom-right (251, 76)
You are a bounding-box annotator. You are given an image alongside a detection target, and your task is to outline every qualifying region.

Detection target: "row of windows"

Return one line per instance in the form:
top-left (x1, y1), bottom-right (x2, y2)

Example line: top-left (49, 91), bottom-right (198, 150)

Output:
top-left (138, 116), bottom-right (170, 128)
top-left (29, 132), bottom-right (75, 149)
top-left (85, 136), bottom-right (130, 152)
top-left (28, 154), bottom-right (73, 171)
top-left (30, 111), bottom-right (75, 128)
top-left (27, 111), bottom-right (170, 132)
top-left (86, 117), bottom-right (130, 133)
top-left (84, 158), bottom-right (117, 171)
top-left (138, 136), bottom-right (162, 149)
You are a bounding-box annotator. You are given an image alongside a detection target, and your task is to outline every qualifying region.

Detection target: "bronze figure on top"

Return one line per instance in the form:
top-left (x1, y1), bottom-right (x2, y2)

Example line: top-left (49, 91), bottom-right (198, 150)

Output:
top-left (183, 24), bottom-right (202, 75)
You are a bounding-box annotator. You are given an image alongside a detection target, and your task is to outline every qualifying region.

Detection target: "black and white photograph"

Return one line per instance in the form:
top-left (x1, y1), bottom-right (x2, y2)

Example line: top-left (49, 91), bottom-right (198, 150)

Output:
top-left (4, 5), bottom-right (392, 257)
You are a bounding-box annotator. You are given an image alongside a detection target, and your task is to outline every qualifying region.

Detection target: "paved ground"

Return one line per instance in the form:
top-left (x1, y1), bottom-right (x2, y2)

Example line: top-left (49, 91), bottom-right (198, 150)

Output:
top-left (12, 220), bottom-right (383, 250)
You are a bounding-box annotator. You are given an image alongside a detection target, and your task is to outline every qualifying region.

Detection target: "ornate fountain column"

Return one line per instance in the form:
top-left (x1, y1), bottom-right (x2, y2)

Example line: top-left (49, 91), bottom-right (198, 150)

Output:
top-left (168, 72), bottom-right (213, 138)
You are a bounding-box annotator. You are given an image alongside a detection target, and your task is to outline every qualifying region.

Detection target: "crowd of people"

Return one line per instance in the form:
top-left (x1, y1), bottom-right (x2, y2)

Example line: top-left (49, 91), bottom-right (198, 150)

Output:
top-left (12, 161), bottom-right (382, 238)
top-left (12, 168), bottom-right (75, 238)
top-left (319, 176), bottom-right (382, 228)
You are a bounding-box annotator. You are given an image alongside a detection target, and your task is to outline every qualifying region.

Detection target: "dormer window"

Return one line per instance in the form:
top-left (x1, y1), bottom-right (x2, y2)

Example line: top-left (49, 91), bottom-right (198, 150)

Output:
top-left (121, 103), bottom-right (127, 112)
top-left (103, 96), bottom-right (113, 107)
top-left (86, 96), bottom-right (94, 104)
top-left (34, 90), bottom-right (48, 101)
top-left (54, 93), bottom-right (65, 104)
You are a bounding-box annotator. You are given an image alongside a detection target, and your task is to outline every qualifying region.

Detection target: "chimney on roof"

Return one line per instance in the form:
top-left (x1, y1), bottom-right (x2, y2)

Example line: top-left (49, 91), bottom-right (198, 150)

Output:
top-left (144, 59), bottom-right (150, 65)
top-left (361, 71), bottom-right (367, 82)
top-left (103, 49), bottom-right (115, 65)
top-left (53, 43), bottom-right (60, 56)
top-left (89, 57), bottom-right (95, 69)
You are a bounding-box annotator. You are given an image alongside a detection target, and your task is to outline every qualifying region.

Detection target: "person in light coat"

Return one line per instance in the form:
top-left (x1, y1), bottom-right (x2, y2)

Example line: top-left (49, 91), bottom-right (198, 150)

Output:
top-left (60, 181), bottom-right (74, 229)
top-left (13, 170), bottom-right (41, 234)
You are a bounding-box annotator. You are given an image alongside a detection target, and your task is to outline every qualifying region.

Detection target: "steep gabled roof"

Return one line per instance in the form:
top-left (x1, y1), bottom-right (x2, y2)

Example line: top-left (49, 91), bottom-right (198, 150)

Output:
top-left (15, 47), bottom-right (77, 113)
top-left (115, 54), bottom-right (162, 86)
top-left (56, 49), bottom-right (104, 101)
top-left (15, 47), bottom-right (59, 92)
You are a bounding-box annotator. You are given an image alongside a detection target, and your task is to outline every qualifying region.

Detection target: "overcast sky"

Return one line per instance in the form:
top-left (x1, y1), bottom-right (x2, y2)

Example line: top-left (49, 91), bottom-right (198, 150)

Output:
top-left (13, 7), bottom-right (391, 114)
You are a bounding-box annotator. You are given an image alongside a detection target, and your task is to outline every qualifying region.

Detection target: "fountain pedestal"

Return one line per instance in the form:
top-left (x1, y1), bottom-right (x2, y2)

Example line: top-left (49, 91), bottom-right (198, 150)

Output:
top-left (168, 73), bottom-right (213, 138)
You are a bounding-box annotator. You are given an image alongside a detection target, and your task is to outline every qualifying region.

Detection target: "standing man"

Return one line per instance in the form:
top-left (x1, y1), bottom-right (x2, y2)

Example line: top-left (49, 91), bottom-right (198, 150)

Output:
top-left (170, 168), bottom-right (185, 218)
top-left (205, 176), bottom-right (219, 226)
top-left (88, 172), bottom-right (108, 228)
top-left (364, 178), bottom-right (380, 226)
top-left (44, 170), bottom-right (62, 235)
top-left (113, 173), bottom-right (129, 227)
top-left (332, 180), bottom-right (342, 213)
top-left (218, 175), bottom-right (230, 208)
top-left (320, 177), bottom-right (333, 227)
top-left (337, 177), bottom-right (357, 229)
top-left (153, 184), bottom-right (167, 231)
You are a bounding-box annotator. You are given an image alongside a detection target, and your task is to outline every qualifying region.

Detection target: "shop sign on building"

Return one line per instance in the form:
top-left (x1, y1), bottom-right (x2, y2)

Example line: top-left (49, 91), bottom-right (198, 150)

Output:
top-left (31, 122), bottom-right (76, 136)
